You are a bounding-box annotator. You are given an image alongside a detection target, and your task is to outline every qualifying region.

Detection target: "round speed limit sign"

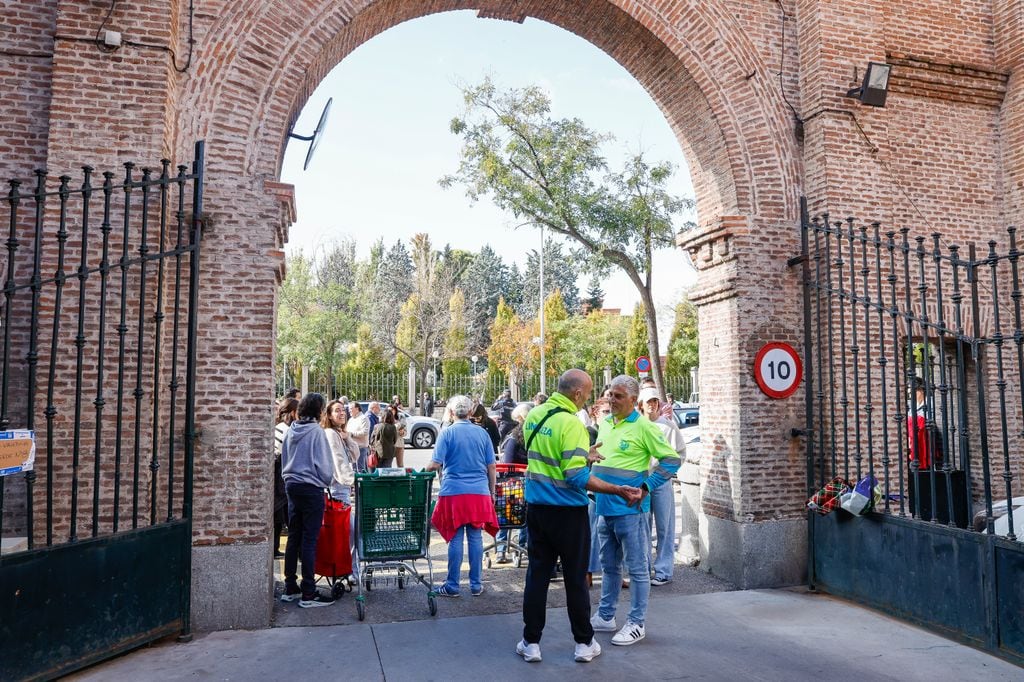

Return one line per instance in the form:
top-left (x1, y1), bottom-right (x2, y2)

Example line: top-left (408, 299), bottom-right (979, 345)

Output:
top-left (753, 342), bottom-right (803, 399)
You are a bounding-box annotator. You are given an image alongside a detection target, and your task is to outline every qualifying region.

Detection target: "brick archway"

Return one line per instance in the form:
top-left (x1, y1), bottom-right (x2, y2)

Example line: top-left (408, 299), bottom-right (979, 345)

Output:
top-left (170, 0), bottom-right (805, 629)
top-left (180, 0), bottom-right (800, 223)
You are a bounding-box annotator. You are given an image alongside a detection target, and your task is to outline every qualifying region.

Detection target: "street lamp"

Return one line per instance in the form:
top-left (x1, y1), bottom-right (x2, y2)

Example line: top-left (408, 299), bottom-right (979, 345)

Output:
top-left (538, 224), bottom-right (546, 394)
top-left (432, 350), bottom-right (439, 408)
top-left (471, 354), bottom-right (478, 376)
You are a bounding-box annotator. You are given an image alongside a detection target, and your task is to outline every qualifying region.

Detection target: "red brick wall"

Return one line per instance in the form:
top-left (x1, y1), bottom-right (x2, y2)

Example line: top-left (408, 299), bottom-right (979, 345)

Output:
top-left (2, 0), bottom-right (1020, 548)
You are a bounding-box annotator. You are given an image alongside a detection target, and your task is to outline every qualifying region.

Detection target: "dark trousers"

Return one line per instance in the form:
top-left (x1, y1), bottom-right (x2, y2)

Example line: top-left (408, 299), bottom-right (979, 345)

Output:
top-left (523, 503), bottom-right (594, 644)
top-left (273, 456), bottom-right (287, 552)
top-left (283, 481), bottom-right (325, 597)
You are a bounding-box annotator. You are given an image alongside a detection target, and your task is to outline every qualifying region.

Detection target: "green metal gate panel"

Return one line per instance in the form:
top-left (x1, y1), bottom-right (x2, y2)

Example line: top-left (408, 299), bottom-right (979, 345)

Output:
top-left (996, 542), bottom-right (1024, 659)
top-left (0, 521), bottom-right (190, 680)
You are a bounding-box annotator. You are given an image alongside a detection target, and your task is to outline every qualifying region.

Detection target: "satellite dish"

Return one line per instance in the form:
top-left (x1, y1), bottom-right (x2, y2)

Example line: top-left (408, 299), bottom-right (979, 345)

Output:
top-left (287, 98), bottom-right (332, 171)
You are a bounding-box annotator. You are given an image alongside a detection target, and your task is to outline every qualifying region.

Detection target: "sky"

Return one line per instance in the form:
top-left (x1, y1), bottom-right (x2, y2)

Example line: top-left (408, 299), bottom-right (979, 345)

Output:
top-left (280, 10), bottom-right (698, 348)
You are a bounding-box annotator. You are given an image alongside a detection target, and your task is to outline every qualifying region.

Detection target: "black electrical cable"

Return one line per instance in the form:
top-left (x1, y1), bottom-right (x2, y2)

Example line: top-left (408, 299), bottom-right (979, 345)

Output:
top-left (775, 0), bottom-right (802, 124)
top-left (90, 0), bottom-right (194, 73)
top-left (94, 0), bottom-right (119, 54)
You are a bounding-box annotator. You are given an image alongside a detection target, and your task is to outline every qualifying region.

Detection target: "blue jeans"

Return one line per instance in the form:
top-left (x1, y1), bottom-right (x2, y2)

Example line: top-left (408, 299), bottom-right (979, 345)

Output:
top-left (648, 482), bottom-right (676, 580)
top-left (444, 524), bottom-right (483, 593)
top-left (598, 513), bottom-right (651, 626)
top-left (356, 446), bottom-right (369, 473)
top-left (587, 498), bottom-right (602, 572)
top-left (283, 481), bottom-right (326, 598)
top-left (496, 526), bottom-right (529, 554)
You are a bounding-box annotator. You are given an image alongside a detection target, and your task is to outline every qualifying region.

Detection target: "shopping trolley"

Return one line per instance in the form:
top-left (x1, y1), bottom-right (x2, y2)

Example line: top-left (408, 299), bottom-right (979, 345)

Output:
top-left (353, 469), bottom-right (437, 621)
top-left (483, 463), bottom-right (528, 568)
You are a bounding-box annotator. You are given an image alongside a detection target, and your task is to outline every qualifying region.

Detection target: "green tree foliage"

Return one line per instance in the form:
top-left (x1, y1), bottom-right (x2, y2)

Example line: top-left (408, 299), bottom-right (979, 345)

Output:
top-left (520, 240), bottom-right (580, 317)
top-left (460, 244), bottom-right (520, 354)
top-left (624, 302), bottom-right (650, 377)
top-left (665, 299), bottom-right (699, 375)
top-left (487, 296), bottom-right (533, 387)
top-left (558, 310), bottom-right (629, 383)
top-left (585, 276), bottom-right (605, 311)
top-left (443, 288), bottom-right (471, 395)
top-left (277, 250), bottom-right (358, 380)
top-left (344, 323), bottom-right (389, 373)
top-left (539, 289), bottom-right (570, 378)
top-left (442, 77), bottom-right (693, 396)
top-left (375, 234), bottom-right (455, 410)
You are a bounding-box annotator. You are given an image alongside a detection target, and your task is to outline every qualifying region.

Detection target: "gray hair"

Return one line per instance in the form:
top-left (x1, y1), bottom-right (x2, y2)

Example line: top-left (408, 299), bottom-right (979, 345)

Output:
top-left (449, 394), bottom-right (474, 419)
top-left (512, 403), bottom-right (531, 422)
top-left (609, 374), bottom-right (640, 398)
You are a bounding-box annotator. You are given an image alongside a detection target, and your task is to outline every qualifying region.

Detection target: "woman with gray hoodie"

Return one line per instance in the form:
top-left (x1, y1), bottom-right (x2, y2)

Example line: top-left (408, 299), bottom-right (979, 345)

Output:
top-left (279, 392), bottom-right (336, 608)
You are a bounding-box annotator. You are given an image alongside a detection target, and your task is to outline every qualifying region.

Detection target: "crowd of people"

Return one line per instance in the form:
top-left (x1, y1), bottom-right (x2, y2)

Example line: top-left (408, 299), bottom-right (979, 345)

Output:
top-left (271, 370), bottom-right (691, 666)
top-left (272, 390), bottom-right (411, 608)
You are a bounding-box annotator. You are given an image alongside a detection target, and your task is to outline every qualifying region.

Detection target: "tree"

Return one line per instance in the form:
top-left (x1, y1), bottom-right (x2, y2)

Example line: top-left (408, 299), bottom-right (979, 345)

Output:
top-left (442, 78), bottom-right (694, 398)
top-left (538, 289), bottom-right (570, 379)
top-left (460, 244), bottom-right (519, 353)
top-left (443, 289), bottom-right (471, 396)
top-left (585, 276), bottom-right (605, 311)
top-left (277, 250), bottom-right (357, 386)
top-left (665, 299), bottom-right (699, 375)
top-left (559, 309), bottom-right (630, 382)
top-left (372, 234), bottom-right (455, 412)
top-left (487, 296), bottom-right (534, 391)
top-left (625, 303), bottom-right (649, 378)
top-left (519, 239), bottom-right (580, 317)
top-left (344, 323), bottom-right (389, 373)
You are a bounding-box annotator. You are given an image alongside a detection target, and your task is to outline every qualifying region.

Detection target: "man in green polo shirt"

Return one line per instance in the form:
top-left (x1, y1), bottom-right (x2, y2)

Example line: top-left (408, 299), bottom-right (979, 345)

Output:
top-left (590, 374), bottom-right (680, 646)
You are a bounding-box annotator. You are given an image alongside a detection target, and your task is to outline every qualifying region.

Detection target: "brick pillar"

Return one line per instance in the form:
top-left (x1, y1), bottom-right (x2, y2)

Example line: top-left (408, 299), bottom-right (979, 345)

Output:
top-left (186, 180), bottom-right (292, 630)
top-left (681, 215), bottom-right (808, 588)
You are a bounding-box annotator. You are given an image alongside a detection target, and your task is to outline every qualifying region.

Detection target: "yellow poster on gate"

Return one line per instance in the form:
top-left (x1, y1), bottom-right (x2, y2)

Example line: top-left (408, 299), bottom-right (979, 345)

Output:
top-left (0, 430), bottom-right (35, 477)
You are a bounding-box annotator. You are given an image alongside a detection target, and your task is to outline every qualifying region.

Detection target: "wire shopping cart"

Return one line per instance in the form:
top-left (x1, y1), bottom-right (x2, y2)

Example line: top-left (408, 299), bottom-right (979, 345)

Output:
top-left (353, 469), bottom-right (437, 621)
top-left (483, 463), bottom-right (528, 568)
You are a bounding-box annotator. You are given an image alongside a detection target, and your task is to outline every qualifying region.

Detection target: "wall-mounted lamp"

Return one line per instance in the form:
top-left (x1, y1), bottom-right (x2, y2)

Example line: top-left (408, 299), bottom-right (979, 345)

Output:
top-left (845, 62), bottom-right (892, 107)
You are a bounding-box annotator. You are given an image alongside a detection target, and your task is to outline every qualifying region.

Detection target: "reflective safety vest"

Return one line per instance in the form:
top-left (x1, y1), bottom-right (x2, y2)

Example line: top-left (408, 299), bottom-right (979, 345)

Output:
top-left (523, 392), bottom-right (592, 506)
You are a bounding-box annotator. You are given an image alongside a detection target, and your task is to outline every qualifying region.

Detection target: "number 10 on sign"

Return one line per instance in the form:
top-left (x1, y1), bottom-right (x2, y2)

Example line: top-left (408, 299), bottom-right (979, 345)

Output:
top-left (753, 342), bottom-right (802, 399)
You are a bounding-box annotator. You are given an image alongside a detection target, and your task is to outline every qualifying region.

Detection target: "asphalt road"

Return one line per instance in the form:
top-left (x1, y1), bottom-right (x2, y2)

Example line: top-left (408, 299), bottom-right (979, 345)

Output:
top-left (272, 446), bottom-right (735, 628)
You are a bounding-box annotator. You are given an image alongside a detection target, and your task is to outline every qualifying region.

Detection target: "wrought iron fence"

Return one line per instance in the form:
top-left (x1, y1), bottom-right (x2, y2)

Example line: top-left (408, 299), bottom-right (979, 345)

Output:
top-left (801, 206), bottom-right (1022, 540)
top-left (276, 367), bottom-right (698, 408)
top-left (0, 144), bottom-right (203, 550)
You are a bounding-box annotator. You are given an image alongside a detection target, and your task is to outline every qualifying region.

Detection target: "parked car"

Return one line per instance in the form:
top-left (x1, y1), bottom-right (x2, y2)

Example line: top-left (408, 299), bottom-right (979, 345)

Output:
top-left (356, 402), bottom-right (441, 449)
top-left (673, 403), bottom-right (699, 430)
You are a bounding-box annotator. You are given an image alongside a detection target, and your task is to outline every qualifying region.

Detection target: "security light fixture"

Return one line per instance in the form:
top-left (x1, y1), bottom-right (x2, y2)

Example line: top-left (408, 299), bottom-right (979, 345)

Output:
top-left (846, 62), bottom-right (892, 107)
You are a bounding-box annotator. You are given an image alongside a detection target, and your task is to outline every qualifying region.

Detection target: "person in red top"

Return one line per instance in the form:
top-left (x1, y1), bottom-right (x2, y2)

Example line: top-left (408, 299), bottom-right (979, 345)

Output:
top-left (907, 377), bottom-right (939, 470)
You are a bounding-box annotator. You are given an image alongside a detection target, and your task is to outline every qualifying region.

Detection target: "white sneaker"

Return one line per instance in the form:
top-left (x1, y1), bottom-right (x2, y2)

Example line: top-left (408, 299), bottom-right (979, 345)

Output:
top-left (516, 639), bottom-right (542, 662)
top-left (574, 638), bottom-right (602, 662)
top-left (590, 613), bottom-right (617, 632)
top-left (611, 621), bottom-right (646, 646)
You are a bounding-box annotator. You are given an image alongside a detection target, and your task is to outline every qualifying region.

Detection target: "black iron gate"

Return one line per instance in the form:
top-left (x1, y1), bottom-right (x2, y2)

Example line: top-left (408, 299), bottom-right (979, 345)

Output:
top-left (0, 142), bottom-right (204, 680)
top-left (798, 198), bottom-right (1024, 664)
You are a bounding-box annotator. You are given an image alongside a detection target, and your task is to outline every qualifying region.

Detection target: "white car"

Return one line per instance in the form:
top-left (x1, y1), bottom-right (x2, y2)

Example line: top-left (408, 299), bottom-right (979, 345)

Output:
top-left (357, 402), bottom-right (441, 449)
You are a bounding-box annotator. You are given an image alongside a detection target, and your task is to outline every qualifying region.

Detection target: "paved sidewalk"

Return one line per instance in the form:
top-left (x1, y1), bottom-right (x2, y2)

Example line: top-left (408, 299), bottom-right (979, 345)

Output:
top-left (70, 589), bottom-right (1021, 681)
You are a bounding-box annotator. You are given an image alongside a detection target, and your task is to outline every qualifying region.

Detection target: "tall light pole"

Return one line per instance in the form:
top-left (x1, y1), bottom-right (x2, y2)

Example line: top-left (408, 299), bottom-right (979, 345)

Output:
top-left (471, 354), bottom-right (478, 376)
top-left (432, 350), bottom-right (439, 407)
top-left (538, 224), bottom-right (546, 395)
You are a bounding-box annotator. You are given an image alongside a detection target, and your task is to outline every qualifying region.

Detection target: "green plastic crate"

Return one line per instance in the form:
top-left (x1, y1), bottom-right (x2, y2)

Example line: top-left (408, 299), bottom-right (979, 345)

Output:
top-left (355, 471), bottom-right (435, 560)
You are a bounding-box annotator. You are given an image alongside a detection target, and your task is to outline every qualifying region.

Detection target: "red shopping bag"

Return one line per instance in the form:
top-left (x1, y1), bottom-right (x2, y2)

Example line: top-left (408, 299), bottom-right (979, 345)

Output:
top-left (315, 497), bottom-right (352, 578)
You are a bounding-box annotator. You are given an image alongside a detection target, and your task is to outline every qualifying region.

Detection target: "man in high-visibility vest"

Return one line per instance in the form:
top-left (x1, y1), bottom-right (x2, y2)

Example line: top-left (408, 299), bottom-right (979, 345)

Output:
top-left (591, 375), bottom-right (681, 646)
top-left (517, 369), bottom-right (642, 665)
